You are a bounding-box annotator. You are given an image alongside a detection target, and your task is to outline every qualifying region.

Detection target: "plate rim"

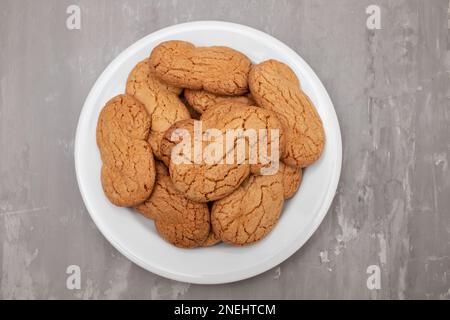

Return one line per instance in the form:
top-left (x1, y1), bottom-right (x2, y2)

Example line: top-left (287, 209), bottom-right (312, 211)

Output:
top-left (74, 20), bottom-right (342, 285)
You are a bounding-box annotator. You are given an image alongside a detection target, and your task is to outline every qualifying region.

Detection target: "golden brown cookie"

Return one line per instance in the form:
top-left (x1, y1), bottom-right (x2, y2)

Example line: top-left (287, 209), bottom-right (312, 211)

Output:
top-left (202, 231), bottom-right (221, 247)
top-left (96, 94), bottom-right (156, 207)
top-left (166, 103), bottom-right (285, 202)
top-left (136, 162), bottom-right (210, 248)
top-left (200, 102), bottom-right (286, 176)
top-left (211, 173), bottom-right (285, 246)
top-left (164, 117), bottom-right (250, 202)
top-left (135, 162), bottom-right (169, 220)
top-left (168, 133), bottom-right (251, 203)
top-left (159, 119), bottom-right (196, 167)
top-left (149, 41), bottom-right (252, 96)
top-left (184, 89), bottom-right (255, 114)
top-left (180, 94), bottom-right (201, 120)
top-left (279, 162), bottom-right (303, 199)
top-left (249, 60), bottom-right (325, 168)
top-left (126, 59), bottom-right (191, 159)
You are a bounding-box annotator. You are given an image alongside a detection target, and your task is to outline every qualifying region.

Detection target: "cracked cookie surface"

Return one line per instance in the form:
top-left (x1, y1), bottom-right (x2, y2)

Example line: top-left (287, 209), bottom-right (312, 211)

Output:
top-left (202, 230), bottom-right (221, 247)
top-left (200, 102), bottom-right (286, 175)
top-left (135, 162), bottom-right (169, 220)
top-left (126, 59), bottom-right (190, 159)
top-left (160, 119), bottom-right (196, 167)
top-left (279, 162), bottom-right (303, 199)
top-left (166, 103), bottom-right (285, 202)
top-left (184, 89), bottom-right (254, 114)
top-left (167, 117), bottom-right (251, 202)
top-left (211, 173), bottom-right (284, 246)
top-left (249, 60), bottom-right (325, 168)
top-left (97, 94), bottom-right (155, 207)
top-left (149, 41), bottom-right (252, 96)
top-left (136, 162), bottom-right (210, 248)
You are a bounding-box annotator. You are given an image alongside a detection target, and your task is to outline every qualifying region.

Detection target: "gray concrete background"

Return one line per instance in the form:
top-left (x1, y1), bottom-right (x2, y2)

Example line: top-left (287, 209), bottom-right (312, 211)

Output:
top-left (0, 0), bottom-right (449, 300)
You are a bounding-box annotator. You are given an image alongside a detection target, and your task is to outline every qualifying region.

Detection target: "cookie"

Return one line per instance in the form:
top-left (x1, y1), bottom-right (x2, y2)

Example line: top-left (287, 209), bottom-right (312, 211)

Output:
top-left (211, 173), bottom-right (285, 246)
top-left (279, 162), bottom-right (303, 199)
top-left (202, 231), bottom-right (221, 247)
top-left (184, 89), bottom-right (255, 114)
top-left (135, 162), bottom-right (169, 220)
top-left (168, 119), bottom-right (251, 203)
top-left (167, 103), bottom-right (285, 202)
top-left (96, 94), bottom-right (156, 207)
top-left (180, 94), bottom-right (201, 120)
top-left (136, 162), bottom-right (210, 248)
top-left (160, 119), bottom-right (196, 167)
top-left (126, 59), bottom-right (191, 159)
top-left (249, 60), bottom-right (325, 168)
top-left (200, 102), bottom-right (286, 175)
top-left (149, 41), bottom-right (252, 96)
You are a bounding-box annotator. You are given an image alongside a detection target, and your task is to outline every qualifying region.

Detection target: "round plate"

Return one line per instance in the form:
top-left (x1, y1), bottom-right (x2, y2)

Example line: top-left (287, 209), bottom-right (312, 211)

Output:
top-left (75, 21), bottom-right (342, 284)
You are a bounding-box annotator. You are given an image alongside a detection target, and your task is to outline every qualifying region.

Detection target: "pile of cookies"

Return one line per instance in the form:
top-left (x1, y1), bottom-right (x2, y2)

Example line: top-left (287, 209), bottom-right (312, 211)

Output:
top-left (96, 41), bottom-right (325, 248)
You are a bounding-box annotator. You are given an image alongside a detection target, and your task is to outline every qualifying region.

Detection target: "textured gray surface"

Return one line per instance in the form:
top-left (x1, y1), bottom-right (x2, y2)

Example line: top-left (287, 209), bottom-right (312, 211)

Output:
top-left (0, 0), bottom-right (449, 300)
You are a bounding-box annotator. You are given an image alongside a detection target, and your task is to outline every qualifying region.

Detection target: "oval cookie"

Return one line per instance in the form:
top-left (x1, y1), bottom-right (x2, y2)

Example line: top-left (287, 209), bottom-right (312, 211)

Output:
top-left (249, 60), bottom-right (325, 168)
top-left (96, 94), bottom-right (156, 207)
top-left (149, 41), bottom-right (252, 96)
top-left (211, 173), bottom-right (285, 246)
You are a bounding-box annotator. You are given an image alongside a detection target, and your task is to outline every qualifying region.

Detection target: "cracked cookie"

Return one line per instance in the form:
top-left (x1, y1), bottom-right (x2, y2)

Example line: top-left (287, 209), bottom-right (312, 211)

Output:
top-left (184, 89), bottom-right (254, 114)
top-left (279, 162), bottom-right (303, 199)
top-left (202, 230), bottom-right (221, 247)
top-left (166, 103), bottom-right (285, 202)
top-left (167, 117), bottom-right (251, 202)
top-left (135, 161), bottom-right (169, 220)
top-left (180, 94), bottom-right (202, 120)
top-left (159, 119), bottom-right (196, 167)
top-left (211, 172), bottom-right (285, 246)
top-left (126, 59), bottom-right (191, 159)
top-left (149, 41), bottom-right (252, 96)
top-left (96, 94), bottom-right (156, 207)
top-left (200, 102), bottom-right (286, 176)
top-left (136, 162), bottom-right (210, 248)
top-left (249, 60), bottom-right (325, 168)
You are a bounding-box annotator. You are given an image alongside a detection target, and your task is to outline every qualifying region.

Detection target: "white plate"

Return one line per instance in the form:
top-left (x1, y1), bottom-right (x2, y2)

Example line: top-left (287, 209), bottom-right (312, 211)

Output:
top-left (75, 21), bottom-right (342, 285)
